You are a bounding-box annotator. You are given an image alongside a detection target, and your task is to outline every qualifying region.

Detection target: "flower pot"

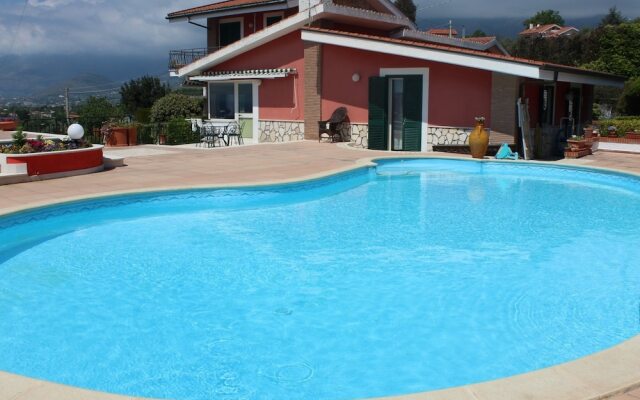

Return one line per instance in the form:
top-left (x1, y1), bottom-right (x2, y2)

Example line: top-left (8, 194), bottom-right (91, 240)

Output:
top-left (158, 134), bottom-right (167, 145)
top-left (107, 127), bottom-right (129, 147)
top-left (127, 127), bottom-right (137, 146)
top-left (469, 119), bottom-right (489, 159)
top-left (583, 127), bottom-right (594, 138)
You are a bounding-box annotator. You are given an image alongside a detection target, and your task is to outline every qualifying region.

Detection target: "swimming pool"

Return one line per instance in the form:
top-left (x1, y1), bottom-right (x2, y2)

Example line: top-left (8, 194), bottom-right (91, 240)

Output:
top-left (0, 158), bottom-right (639, 400)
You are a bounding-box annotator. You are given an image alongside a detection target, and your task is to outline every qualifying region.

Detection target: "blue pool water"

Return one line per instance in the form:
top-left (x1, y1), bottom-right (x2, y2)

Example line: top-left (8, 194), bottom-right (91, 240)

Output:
top-left (1, 159), bottom-right (640, 400)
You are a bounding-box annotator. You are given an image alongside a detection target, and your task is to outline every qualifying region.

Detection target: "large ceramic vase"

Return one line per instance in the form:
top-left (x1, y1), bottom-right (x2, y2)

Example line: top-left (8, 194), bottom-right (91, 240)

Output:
top-left (469, 118), bottom-right (490, 159)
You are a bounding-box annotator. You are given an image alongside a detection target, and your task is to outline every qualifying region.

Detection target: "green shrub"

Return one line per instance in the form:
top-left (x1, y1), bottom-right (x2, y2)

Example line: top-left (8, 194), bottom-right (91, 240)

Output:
top-left (166, 119), bottom-right (199, 145)
top-left (596, 117), bottom-right (640, 135)
top-left (150, 93), bottom-right (203, 123)
top-left (11, 127), bottom-right (27, 147)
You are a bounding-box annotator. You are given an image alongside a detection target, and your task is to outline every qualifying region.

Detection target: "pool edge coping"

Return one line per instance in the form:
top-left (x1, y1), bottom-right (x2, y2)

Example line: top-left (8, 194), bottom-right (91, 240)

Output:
top-left (1, 151), bottom-right (640, 400)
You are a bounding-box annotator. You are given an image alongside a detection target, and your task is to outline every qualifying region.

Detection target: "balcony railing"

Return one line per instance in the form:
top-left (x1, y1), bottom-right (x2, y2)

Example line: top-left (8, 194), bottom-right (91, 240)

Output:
top-left (169, 47), bottom-right (223, 70)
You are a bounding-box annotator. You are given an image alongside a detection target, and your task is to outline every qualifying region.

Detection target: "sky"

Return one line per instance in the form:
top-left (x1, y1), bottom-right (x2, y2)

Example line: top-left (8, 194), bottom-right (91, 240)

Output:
top-left (0, 0), bottom-right (639, 56)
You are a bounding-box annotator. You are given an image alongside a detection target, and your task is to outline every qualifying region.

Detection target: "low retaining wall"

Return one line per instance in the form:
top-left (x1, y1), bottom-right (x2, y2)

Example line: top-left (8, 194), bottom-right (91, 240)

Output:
top-left (1, 146), bottom-right (104, 176)
top-left (594, 137), bottom-right (640, 154)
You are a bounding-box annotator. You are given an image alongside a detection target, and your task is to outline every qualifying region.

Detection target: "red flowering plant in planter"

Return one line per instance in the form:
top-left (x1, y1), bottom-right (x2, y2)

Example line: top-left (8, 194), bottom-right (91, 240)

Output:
top-left (0, 129), bottom-right (92, 154)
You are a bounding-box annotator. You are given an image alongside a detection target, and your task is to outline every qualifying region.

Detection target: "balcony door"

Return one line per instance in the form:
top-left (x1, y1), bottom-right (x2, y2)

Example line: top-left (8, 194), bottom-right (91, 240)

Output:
top-left (219, 18), bottom-right (243, 47)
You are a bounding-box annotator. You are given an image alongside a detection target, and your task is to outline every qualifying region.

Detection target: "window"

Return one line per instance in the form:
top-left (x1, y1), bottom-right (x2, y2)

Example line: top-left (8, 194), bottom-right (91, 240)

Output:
top-left (208, 82), bottom-right (254, 119)
top-left (238, 84), bottom-right (253, 114)
top-left (209, 83), bottom-right (235, 119)
top-left (219, 19), bottom-right (243, 47)
top-left (264, 12), bottom-right (284, 27)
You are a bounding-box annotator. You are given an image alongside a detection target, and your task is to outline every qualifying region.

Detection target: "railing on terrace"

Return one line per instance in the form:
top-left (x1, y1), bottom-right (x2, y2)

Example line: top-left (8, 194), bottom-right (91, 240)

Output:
top-left (169, 47), bottom-right (222, 70)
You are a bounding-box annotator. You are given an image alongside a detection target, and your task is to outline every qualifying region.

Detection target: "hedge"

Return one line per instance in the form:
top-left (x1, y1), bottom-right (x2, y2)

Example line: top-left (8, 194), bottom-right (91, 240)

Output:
top-left (595, 117), bottom-right (640, 136)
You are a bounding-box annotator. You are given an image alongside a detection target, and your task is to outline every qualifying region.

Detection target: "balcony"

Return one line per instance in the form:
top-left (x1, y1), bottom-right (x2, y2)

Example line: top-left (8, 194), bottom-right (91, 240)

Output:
top-left (169, 47), bottom-right (223, 70)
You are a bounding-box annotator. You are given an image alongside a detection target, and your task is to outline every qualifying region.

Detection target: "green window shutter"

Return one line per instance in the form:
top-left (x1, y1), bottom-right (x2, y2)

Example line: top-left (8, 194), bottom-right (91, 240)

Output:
top-left (402, 75), bottom-right (423, 152)
top-left (368, 76), bottom-right (388, 150)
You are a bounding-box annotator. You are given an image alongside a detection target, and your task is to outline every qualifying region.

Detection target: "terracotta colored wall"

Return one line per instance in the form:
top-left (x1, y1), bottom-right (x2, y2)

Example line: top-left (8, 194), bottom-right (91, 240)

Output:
top-left (7, 148), bottom-right (103, 176)
top-left (208, 9), bottom-right (298, 47)
top-left (320, 44), bottom-right (493, 128)
top-left (213, 32), bottom-right (304, 120)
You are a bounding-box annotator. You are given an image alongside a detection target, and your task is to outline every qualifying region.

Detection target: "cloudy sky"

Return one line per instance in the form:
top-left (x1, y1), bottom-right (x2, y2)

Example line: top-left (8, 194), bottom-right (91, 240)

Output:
top-left (0, 0), bottom-right (638, 56)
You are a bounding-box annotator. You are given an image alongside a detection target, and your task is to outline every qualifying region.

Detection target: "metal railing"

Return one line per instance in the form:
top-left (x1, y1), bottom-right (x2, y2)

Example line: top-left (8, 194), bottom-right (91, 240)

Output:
top-left (169, 47), bottom-right (222, 70)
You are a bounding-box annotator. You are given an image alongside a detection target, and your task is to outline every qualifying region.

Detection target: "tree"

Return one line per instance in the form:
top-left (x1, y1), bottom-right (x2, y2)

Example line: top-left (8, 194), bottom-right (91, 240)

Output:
top-left (394, 0), bottom-right (416, 23)
top-left (150, 93), bottom-right (203, 123)
top-left (119, 76), bottom-right (169, 116)
top-left (600, 7), bottom-right (625, 27)
top-left (469, 29), bottom-right (487, 38)
top-left (77, 96), bottom-right (123, 136)
top-left (524, 9), bottom-right (565, 27)
top-left (582, 21), bottom-right (640, 78)
top-left (617, 76), bottom-right (640, 115)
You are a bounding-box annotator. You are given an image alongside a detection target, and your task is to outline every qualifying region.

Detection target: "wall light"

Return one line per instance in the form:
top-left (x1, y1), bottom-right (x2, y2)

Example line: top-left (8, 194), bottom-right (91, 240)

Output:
top-left (352, 73), bottom-right (361, 82)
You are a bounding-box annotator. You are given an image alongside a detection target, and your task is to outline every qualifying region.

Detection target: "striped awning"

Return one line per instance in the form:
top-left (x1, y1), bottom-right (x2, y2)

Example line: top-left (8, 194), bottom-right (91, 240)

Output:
top-left (189, 68), bottom-right (296, 82)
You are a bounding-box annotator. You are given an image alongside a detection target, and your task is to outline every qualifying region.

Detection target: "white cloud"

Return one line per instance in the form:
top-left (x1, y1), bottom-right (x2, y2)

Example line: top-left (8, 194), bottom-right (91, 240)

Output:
top-left (0, 0), bottom-right (205, 56)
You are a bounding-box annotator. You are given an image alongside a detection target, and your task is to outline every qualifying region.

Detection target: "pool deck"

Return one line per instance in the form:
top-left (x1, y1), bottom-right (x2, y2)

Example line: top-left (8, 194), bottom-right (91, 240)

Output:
top-left (1, 141), bottom-right (640, 400)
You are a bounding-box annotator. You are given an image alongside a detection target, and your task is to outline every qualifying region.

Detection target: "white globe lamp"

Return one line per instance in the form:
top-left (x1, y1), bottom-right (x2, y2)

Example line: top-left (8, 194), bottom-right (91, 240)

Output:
top-left (67, 124), bottom-right (85, 140)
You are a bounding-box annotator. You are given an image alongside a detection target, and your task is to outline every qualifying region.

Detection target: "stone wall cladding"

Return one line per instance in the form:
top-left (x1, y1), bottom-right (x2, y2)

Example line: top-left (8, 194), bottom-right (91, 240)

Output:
top-left (427, 126), bottom-right (472, 150)
top-left (303, 42), bottom-right (322, 140)
top-left (349, 124), bottom-right (368, 148)
top-left (259, 121), bottom-right (305, 142)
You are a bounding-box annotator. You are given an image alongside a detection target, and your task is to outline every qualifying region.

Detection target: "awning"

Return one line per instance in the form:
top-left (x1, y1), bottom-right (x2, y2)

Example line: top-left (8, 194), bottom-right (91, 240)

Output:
top-left (189, 68), bottom-right (296, 82)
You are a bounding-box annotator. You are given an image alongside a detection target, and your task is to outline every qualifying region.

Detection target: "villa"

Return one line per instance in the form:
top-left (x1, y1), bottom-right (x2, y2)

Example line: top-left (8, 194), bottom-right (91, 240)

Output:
top-left (167, 0), bottom-right (624, 152)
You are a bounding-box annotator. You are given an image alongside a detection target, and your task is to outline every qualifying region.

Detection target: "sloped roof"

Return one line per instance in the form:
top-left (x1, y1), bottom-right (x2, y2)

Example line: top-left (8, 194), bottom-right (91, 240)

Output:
top-left (520, 24), bottom-right (579, 36)
top-left (426, 28), bottom-right (458, 36)
top-left (167, 0), bottom-right (285, 19)
top-left (461, 36), bottom-right (496, 45)
top-left (301, 26), bottom-right (625, 85)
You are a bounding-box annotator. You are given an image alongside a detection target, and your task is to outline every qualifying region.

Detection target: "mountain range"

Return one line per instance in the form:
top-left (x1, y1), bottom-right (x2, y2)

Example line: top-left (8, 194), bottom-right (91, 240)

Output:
top-left (0, 15), bottom-right (605, 105)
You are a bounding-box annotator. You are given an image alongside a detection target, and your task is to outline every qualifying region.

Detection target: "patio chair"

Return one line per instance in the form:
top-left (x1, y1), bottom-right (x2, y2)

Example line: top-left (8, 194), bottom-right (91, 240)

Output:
top-left (318, 107), bottom-right (348, 143)
top-left (201, 124), bottom-right (226, 148)
top-left (226, 121), bottom-right (244, 146)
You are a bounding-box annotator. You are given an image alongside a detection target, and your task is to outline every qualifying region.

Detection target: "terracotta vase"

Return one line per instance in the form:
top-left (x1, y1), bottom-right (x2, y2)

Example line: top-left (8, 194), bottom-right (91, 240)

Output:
top-left (469, 119), bottom-right (490, 159)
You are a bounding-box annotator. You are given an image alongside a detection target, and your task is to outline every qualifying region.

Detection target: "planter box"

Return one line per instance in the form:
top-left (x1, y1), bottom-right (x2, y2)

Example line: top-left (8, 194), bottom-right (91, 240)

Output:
top-left (0, 121), bottom-right (17, 131)
top-left (107, 127), bottom-right (130, 147)
top-left (1, 146), bottom-right (104, 176)
top-left (598, 136), bottom-right (640, 145)
top-left (564, 148), bottom-right (592, 159)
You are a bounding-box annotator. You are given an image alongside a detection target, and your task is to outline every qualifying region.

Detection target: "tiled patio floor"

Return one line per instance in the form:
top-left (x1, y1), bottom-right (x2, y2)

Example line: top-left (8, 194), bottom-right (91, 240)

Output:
top-left (1, 141), bottom-right (640, 400)
top-left (1, 142), bottom-right (639, 215)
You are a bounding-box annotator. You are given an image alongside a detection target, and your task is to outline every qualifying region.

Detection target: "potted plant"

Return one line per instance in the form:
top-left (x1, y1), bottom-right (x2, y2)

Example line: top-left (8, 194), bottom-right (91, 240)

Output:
top-left (125, 122), bottom-right (138, 146)
top-left (627, 129), bottom-right (640, 140)
top-left (101, 121), bottom-right (129, 146)
top-left (567, 135), bottom-right (584, 151)
top-left (607, 126), bottom-right (618, 138)
top-left (583, 125), bottom-right (594, 138)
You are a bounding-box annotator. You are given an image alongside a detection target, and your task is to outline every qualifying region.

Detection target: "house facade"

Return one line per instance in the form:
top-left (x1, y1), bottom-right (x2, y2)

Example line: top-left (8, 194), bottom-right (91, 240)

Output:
top-left (167, 0), bottom-right (624, 154)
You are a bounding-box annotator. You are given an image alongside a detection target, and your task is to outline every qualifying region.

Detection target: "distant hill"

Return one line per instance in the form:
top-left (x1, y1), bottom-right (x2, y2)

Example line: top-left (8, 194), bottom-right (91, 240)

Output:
top-left (417, 15), bottom-right (605, 39)
top-left (0, 53), bottom-right (179, 104)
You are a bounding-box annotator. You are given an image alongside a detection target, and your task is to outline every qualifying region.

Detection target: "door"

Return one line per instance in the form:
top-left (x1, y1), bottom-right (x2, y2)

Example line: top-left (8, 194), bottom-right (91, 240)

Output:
top-left (368, 75), bottom-right (422, 151)
top-left (237, 83), bottom-right (253, 139)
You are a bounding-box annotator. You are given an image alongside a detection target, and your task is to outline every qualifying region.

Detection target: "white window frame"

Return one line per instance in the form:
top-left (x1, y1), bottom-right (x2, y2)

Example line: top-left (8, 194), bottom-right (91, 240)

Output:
top-left (207, 81), bottom-right (261, 140)
top-left (263, 11), bottom-right (284, 27)
top-left (218, 17), bottom-right (244, 47)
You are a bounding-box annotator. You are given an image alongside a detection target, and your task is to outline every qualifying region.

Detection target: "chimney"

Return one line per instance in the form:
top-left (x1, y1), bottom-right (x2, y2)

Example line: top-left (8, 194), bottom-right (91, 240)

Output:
top-left (529, 23), bottom-right (534, 29)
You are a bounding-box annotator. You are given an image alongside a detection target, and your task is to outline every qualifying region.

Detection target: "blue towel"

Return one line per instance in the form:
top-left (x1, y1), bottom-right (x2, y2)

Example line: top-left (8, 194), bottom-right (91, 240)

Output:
top-left (495, 143), bottom-right (519, 160)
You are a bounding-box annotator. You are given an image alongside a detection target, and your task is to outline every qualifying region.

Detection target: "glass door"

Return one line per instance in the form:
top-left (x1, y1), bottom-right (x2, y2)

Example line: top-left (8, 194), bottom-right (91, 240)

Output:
top-left (389, 78), bottom-right (404, 151)
top-left (237, 83), bottom-right (253, 140)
